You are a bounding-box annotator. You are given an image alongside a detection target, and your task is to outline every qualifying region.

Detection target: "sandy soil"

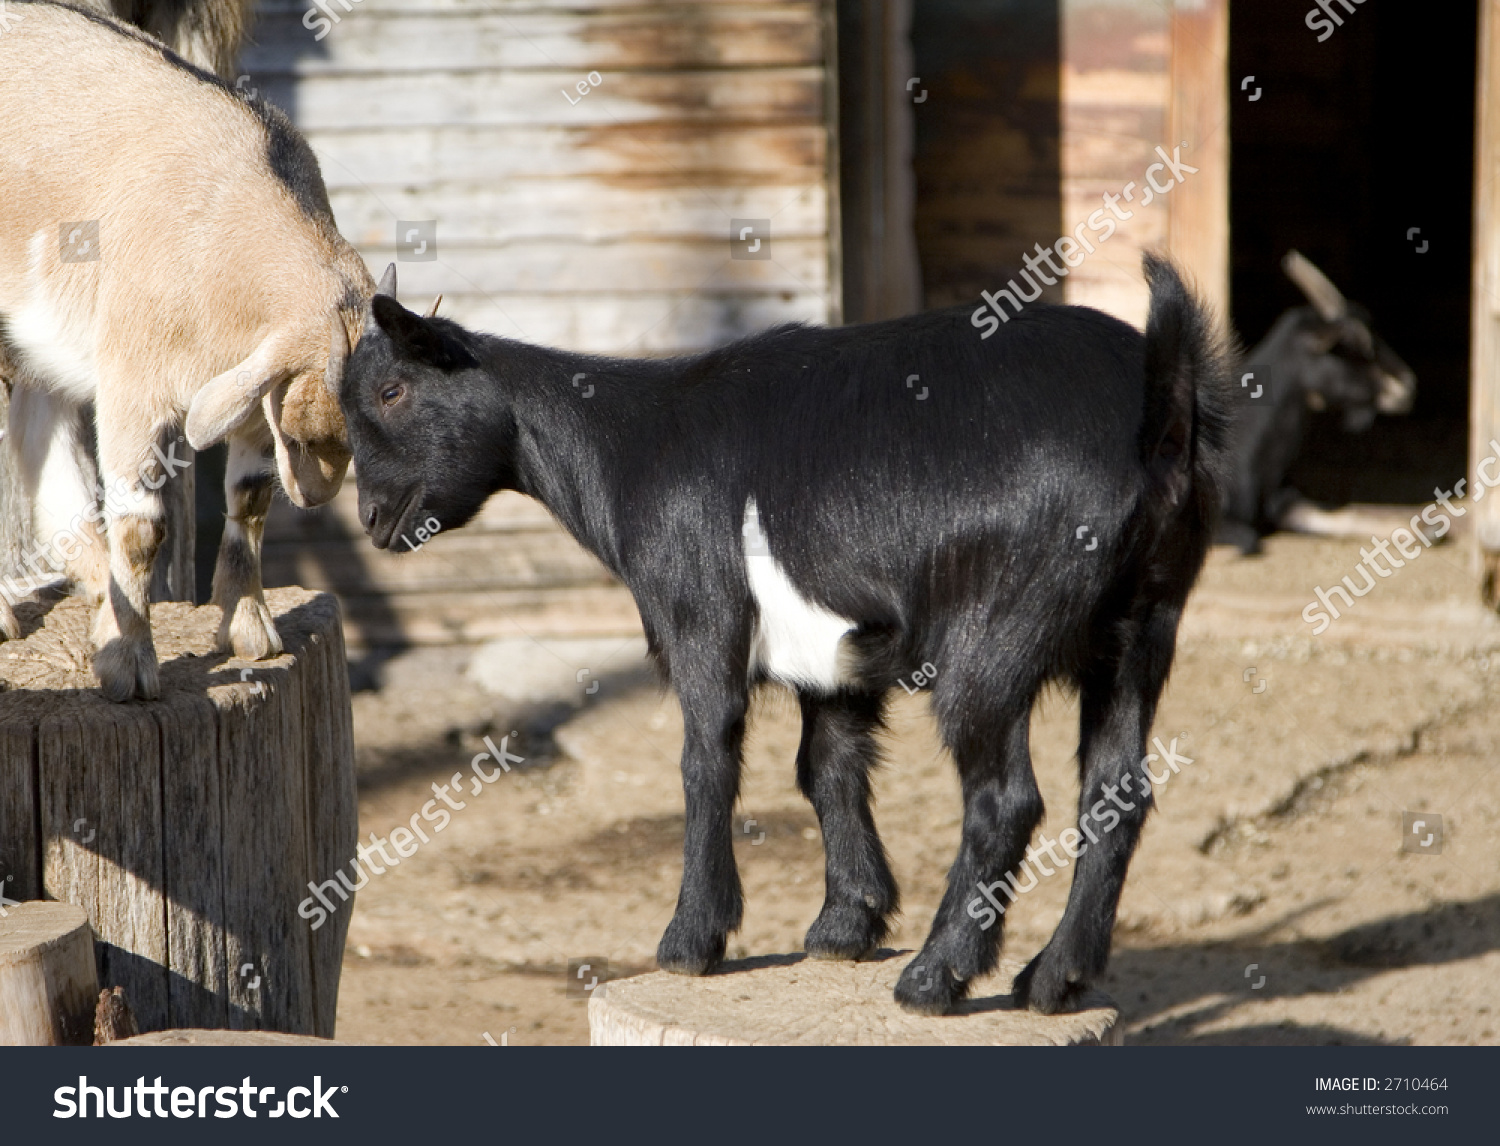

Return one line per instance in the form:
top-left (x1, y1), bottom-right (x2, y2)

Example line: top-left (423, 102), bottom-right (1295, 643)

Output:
top-left (331, 534), bottom-right (1500, 1045)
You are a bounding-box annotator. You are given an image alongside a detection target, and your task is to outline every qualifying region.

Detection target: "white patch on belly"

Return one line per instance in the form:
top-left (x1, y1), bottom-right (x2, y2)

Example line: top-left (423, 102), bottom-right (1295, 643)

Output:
top-left (4, 231), bottom-right (98, 403)
top-left (743, 497), bottom-right (856, 691)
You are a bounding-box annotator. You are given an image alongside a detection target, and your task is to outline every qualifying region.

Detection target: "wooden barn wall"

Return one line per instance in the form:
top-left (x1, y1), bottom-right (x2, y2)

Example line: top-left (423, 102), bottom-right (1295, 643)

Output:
top-left (909, 0), bottom-right (1226, 328)
top-left (1061, 0), bottom-right (1226, 327)
top-left (245, 0), bottom-right (837, 646)
top-left (1058, 0), bottom-right (1169, 327)
top-left (907, 0), bottom-right (1063, 311)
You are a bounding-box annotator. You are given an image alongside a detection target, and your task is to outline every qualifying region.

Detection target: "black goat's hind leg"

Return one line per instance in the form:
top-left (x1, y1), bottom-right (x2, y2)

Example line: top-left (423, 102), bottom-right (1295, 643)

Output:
top-left (656, 667), bottom-right (749, 976)
top-left (797, 689), bottom-right (898, 960)
top-left (895, 710), bottom-right (1042, 1014)
top-left (1013, 604), bottom-right (1181, 1013)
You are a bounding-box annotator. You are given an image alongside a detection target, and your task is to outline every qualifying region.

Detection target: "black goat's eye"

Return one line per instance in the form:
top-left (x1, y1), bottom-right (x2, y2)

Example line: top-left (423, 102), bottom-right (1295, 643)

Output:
top-left (380, 384), bottom-right (404, 406)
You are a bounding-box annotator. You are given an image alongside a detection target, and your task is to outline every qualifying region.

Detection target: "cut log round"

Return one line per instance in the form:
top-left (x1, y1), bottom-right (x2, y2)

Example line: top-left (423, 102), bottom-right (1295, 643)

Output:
top-left (588, 953), bottom-right (1122, 1046)
top-left (0, 587), bottom-right (357, 1038)
top-left (0, 901), bottom-right (99, 1046)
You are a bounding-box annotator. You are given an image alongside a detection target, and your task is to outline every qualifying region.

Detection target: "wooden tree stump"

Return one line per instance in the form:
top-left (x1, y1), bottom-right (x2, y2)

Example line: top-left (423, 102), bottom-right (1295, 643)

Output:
top-left (0, 901), bottom-right (99, 1045)
top-left (589, 953), bottom-right (1122, 1046)
top-left (0, 587), bottom-right (357, 1038)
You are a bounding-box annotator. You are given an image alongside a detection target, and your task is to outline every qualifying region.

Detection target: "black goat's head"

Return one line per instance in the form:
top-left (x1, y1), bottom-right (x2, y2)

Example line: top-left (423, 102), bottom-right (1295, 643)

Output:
top-left (338, 264), bottom-right (495, 552)
top-left (1278, 250), bottom-right (1416, 431)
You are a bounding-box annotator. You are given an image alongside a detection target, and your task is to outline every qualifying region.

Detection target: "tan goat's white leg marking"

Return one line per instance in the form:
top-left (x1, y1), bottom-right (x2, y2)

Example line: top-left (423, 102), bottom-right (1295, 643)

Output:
top-left (90, 399), bottom-right (168, 702)
top-left (211, 432), bottom-right (281, 659)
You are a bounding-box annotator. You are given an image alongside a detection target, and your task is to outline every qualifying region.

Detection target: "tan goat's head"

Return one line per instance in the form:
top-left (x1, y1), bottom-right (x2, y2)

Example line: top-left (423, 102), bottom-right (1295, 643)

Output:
top-left (184, 314), bottom-right (357, 508)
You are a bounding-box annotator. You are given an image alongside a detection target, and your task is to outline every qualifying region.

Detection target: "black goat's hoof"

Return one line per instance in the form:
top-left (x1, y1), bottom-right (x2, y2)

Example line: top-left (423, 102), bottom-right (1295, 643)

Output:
top-left (1012, 949), bottom-right (1091, 1014)
top-left (893, 956), bottom-right (966, 1015)
top-left (804, 902), bottom-right (887, 961)
top-left (655, 918), bottom-right (726, 976)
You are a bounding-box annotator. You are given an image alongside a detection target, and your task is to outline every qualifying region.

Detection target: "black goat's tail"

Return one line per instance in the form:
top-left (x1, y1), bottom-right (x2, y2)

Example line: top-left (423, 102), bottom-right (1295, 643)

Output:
top-left (1138, 252), bottom-right (1234, 538)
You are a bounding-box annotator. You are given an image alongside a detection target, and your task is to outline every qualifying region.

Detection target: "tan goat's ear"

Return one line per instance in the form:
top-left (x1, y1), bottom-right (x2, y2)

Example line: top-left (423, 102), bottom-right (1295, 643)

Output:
top-left (185, 336), bottom-right (290, 451)
top-left (324, 315), bottom-right (350, 401)
top-left (262, 381), bottom-right (350, 509)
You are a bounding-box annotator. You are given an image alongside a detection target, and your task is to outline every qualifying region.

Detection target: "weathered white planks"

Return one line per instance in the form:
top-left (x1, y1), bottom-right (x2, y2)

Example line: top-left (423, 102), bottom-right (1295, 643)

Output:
top-left (327, 182), bottom-right (826, 244)
top-left (310, 585), bottom-right (645, 647)
top-left (346, 238), bottom-right (826, 293)
top-left (263, 488), bottom-right (645, 648)
top-left (267, 529), bottom-right (615, 595)
top-left (380, 291), bottom-right (828, 353)
top-left (258, 69), bottom-right (824, 130)
top-left (306, 124), bottom-right (824, 186)
top-left (257, 0), bottom-right (835, 353)
top-left (243, 5), bottom-right (822, 73)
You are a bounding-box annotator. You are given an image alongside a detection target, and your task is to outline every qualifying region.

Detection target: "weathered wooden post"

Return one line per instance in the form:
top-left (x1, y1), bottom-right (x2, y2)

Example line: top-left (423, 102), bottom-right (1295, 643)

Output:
top-left (1473, 0), bottom-right (1500, 604)
top-left (0, 587), bottom-right (357, 1038)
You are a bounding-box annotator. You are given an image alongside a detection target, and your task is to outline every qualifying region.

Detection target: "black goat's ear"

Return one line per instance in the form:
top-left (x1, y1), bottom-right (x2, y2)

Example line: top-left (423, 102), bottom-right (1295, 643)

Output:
top-left (371, 295), bottom-right (478, 372)
top-left (371, 293), bottom-right (424, 344)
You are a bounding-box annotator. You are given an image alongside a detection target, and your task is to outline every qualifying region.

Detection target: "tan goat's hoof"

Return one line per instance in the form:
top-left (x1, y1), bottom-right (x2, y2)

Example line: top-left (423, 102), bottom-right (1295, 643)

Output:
top-left (217, 596), bottom-right (284, 661)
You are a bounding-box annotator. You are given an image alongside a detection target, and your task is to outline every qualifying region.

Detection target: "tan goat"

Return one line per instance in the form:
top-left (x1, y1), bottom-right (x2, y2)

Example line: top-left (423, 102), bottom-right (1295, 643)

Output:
top-left (0, 1), bottom-right (374, 700)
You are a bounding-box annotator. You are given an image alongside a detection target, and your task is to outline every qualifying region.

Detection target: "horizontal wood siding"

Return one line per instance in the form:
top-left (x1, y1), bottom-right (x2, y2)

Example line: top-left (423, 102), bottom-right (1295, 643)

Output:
top-left (263, 492), bottom-right (642, 648)
top-left (252, 0), bottom-right (833, 644)
top-left (243, 0), bottom-right (833, 349)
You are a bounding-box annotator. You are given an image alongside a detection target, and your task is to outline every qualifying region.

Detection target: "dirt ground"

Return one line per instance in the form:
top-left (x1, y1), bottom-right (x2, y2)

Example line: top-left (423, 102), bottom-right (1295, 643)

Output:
top-left (332, 533), bottom-right (1500, 1045)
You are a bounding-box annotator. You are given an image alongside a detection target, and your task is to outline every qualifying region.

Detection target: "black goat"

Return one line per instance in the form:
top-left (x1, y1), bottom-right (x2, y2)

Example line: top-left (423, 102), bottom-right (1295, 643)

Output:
top-left (336, 255), bottom-right (1232, 1015)
top-left (1220, 250), bottom-right (1416, 552)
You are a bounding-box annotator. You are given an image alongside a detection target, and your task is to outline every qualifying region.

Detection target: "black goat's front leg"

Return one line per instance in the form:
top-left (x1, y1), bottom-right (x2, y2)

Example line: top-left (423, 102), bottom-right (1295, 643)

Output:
top-left (797, 689), bottom-right (897, 960)
top-left (656, 672), bottom-right (749, 976)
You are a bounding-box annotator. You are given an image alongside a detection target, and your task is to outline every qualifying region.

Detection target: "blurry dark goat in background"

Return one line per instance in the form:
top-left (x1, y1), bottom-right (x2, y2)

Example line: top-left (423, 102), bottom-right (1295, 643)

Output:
top-left (1220, 250), bottom-right (1417, 552)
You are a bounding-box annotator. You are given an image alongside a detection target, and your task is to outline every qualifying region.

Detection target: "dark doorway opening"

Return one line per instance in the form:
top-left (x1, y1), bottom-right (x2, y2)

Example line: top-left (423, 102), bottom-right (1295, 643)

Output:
top-left (1230, 0), bottom-right (1478, 504)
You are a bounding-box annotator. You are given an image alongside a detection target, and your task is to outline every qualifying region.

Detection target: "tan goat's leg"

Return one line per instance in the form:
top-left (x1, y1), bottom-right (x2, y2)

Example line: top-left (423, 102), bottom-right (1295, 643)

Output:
top-left (211, 432), bottom-right (282, 659)
top-left (90, 411), bottom-right (169, 702)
